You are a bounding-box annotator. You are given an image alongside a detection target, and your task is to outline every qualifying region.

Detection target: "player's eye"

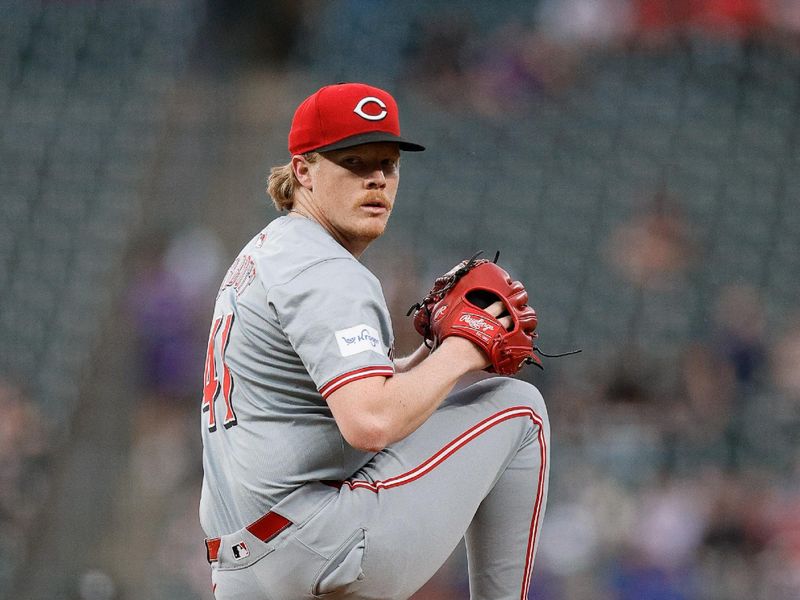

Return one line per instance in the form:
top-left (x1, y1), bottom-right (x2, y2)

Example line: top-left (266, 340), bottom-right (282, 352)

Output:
top-left (382, 158), bottom-right (399, 172)
top-left (341, 156), bottom-right (362, 168)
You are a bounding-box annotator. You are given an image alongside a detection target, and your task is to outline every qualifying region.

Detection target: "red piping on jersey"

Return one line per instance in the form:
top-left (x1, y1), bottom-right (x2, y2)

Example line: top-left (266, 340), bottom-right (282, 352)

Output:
top-left (319, 365), bottom-right (394, 398)
top-left (521, 410), bottom-right (547, 600)
top-left (339, 405), bottom-right (547, 600)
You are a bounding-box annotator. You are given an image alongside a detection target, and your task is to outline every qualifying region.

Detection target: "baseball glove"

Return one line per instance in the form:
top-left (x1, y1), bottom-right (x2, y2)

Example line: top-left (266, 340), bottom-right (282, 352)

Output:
top-left (408, 252), bottom-right (542, 375)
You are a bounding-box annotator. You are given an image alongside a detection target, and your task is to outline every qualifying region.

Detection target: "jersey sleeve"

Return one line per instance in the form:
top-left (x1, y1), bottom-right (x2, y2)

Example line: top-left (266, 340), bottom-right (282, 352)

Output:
top-left (269, 258), bottom-right (395, 399)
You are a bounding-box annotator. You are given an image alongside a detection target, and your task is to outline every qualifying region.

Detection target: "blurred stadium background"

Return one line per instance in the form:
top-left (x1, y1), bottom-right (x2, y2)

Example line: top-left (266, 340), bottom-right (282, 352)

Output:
top-left (2, 0), bottom-right (800, 598)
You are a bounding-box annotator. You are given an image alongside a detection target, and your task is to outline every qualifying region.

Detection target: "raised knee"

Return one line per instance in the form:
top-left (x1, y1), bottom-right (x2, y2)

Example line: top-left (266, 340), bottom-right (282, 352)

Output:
top-left (473, 376), bottom-right (547, 418)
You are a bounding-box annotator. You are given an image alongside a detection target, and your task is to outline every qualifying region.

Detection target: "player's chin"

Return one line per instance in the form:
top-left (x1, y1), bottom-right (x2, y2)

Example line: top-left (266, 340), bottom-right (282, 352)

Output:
top-left (357, 213), bottom-right (390, 238)
top-left (361, 223), bottom-right (388, 242)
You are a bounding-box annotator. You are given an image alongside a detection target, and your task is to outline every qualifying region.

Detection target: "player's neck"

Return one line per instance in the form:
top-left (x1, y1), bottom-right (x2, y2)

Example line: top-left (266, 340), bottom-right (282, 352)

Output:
top-left (288, 207), bottom-right (369, 259)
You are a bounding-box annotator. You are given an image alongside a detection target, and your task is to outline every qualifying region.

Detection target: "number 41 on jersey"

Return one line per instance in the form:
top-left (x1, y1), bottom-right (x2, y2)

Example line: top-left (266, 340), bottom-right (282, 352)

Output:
top-left (202, 313), bottom-right (237, 432)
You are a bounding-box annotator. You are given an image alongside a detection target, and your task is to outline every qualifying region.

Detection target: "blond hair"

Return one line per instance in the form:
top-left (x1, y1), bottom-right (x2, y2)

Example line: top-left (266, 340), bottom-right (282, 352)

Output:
top-left (266, 152), bottom-right (320, 212)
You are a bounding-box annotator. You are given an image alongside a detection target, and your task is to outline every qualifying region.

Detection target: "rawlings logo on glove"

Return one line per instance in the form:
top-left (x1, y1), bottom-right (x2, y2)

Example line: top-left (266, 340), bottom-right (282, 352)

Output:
top-left (408, 252), bottom-right (542, 375)
top-left (459, 313), bottom-right (496, 332)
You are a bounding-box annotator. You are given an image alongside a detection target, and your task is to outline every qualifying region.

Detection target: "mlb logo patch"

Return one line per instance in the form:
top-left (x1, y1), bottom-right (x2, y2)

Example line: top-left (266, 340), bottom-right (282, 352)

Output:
top-left (231, 541), bottom-right (250, 560)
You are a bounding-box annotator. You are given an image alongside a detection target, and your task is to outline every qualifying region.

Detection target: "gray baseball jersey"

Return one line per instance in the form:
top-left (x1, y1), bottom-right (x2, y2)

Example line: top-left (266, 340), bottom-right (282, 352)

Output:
top-left (200, 215), bottom-right (395, 538)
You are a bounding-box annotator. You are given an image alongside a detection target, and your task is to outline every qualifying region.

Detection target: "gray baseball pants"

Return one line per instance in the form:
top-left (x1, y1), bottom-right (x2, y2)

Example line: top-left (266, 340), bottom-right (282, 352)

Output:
top-left (210, 377), bottom-right (550, 600)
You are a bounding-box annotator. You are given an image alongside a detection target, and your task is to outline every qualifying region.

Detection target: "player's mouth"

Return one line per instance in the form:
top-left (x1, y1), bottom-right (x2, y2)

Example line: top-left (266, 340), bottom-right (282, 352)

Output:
top-left (359, 197), bottom-right (391, 215)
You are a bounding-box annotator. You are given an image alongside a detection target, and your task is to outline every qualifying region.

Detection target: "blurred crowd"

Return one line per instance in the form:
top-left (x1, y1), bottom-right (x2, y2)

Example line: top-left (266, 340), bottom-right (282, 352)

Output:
top-left (519, 185), bottom-right (800, 599)
top-left (0, 380), bottom-right (51, 593)
top-left (532, 295), bottom-right (800, 599)
top-left (404, 0), bottom-right (800, 116)
top-left (111, 227), bottom-right (226, 598)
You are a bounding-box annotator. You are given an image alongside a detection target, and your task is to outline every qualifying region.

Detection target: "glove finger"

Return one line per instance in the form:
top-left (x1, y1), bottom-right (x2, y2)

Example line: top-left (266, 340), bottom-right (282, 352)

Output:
top-left (510, 280), bottom-right (526, 295)
top-left (518, 309), bottom-right (537, 325)
top-left (509, 281), bottom-right (528, 306)
top-left (517, 306), bottom-right (538, 332)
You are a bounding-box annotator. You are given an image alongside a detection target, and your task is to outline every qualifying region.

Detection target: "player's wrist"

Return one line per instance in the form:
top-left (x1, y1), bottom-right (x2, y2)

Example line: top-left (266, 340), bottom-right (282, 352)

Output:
top-left (438, 335), bottom-right (490, 372)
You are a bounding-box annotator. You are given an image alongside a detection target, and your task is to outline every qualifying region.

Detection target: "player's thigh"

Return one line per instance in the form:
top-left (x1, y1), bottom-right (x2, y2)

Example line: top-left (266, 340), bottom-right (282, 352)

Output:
top-left (440, 375), bottom-right (547, 419)
top-left (391, 376), bottom-right (549, 474)
top-left (242, 377), bottom-right (549, 600)
top-left (339, 376), bottom-right (547, 596)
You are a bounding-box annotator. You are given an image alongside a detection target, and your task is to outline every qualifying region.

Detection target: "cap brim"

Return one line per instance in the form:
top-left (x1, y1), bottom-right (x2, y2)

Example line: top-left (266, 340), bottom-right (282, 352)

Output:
top-left (312, 131), bottom-right (425, 153)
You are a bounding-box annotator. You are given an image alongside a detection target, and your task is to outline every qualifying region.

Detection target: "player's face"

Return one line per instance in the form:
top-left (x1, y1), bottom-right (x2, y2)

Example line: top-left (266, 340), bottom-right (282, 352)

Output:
top-left (308, 142), bottom-right (400, 255)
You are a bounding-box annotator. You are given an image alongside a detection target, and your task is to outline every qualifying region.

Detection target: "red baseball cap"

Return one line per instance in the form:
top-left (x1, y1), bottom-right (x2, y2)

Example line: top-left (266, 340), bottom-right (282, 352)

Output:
top-left (288, 82), bottom-right (425, 155)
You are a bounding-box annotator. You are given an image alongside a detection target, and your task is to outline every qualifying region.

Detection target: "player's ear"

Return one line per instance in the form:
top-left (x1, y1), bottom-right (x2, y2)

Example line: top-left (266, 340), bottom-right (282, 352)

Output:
top-left (292, 155), bottom-right (314, 190)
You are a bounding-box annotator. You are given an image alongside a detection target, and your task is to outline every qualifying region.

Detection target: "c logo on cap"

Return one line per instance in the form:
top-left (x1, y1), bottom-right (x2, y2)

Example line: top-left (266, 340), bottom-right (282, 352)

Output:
top-left (353, 96), bottom-right (387, 121)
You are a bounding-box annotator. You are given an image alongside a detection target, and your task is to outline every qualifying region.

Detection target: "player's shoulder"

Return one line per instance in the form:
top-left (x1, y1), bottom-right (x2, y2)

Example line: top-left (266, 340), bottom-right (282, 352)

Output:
top-left (251, 216), bottom-right (375, 290)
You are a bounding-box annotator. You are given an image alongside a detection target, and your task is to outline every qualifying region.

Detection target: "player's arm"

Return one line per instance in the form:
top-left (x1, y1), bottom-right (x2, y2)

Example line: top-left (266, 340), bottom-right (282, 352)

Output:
top-left (327, 302), bottom-right (509, 452)
top-left (392, 343), bottom-right (429, 373)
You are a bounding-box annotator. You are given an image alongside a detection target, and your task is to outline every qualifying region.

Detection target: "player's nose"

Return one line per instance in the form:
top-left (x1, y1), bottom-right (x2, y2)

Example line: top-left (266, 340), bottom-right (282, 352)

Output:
top-left (364, 165), bottom-right (387, 189)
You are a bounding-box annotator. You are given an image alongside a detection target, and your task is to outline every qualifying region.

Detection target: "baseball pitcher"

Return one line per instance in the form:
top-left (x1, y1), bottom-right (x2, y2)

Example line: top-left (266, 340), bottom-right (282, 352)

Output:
top-left (199, 82), bottom-right (550, 600)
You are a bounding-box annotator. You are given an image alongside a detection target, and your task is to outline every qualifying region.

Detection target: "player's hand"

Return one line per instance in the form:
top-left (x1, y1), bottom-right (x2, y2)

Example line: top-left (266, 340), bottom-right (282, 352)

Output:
top-left (409, 255), bottom-right (542, 375)
top-left (486, 300), bottom-right (513, 329)
top-left (439, 300), bottom-right (512, 371)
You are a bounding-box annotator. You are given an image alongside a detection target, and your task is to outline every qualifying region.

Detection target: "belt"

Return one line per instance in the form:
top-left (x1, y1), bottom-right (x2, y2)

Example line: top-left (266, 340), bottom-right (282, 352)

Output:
top-left (205, 511), bottom-right (292, 563)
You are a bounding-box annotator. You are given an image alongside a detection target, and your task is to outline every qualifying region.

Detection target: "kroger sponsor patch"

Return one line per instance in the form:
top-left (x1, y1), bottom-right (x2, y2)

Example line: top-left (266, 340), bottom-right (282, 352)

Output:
top-left (335, 324), bottom-right (384, 357)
